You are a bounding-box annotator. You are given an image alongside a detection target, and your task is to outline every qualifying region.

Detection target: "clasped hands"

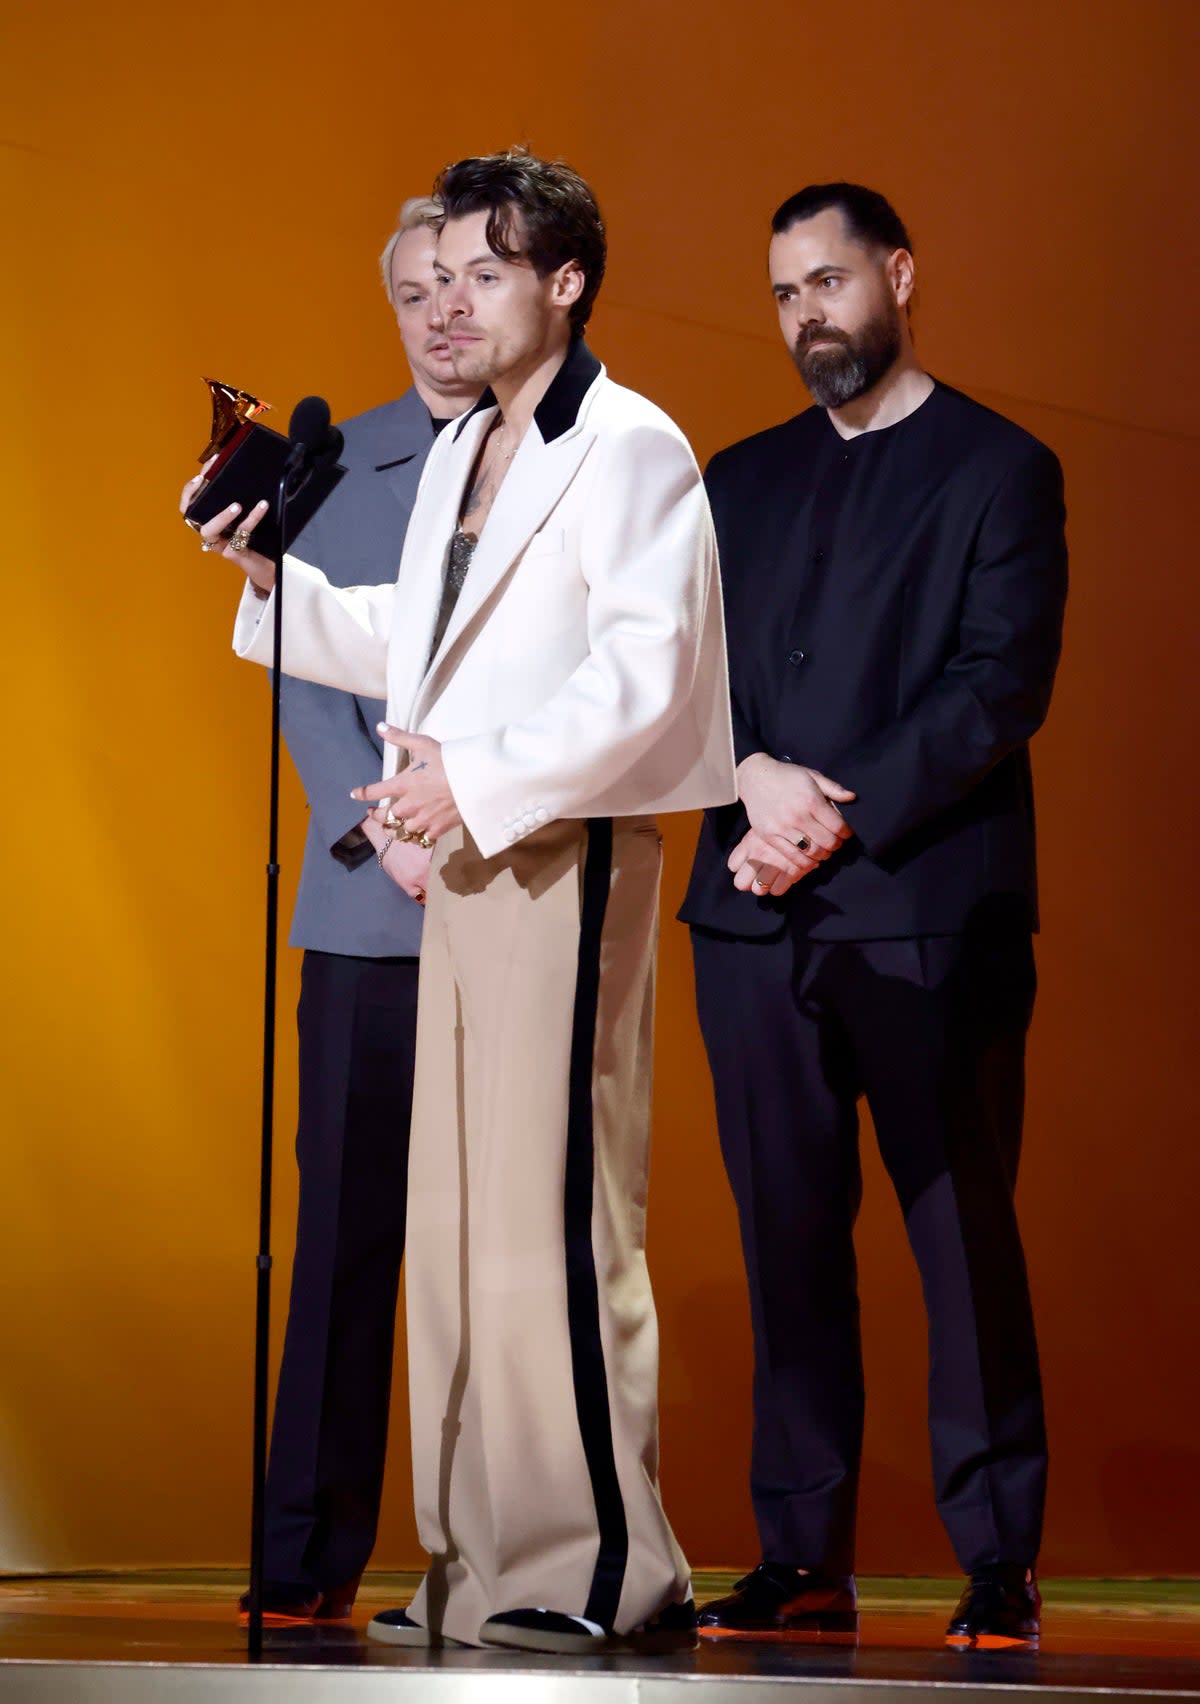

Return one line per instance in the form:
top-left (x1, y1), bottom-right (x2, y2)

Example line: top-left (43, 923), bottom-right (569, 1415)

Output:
top-left (729, 752), bottom-right (856, 898)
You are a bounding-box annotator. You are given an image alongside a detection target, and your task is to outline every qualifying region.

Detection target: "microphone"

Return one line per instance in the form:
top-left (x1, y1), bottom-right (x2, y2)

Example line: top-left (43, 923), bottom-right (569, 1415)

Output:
top-left (284, 395), bottom-right (344, 474)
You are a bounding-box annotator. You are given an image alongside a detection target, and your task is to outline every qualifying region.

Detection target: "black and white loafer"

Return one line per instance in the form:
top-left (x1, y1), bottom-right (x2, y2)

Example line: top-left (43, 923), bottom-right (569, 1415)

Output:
top-left (366, 1606), bottom-right (466, 1648)
top-left (479, 1600), bottom-right (697, 1655)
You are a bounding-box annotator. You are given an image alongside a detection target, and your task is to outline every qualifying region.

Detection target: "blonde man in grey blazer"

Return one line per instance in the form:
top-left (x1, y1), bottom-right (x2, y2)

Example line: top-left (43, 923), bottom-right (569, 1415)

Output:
top-left (206, 150), bottom-right (734, 1655)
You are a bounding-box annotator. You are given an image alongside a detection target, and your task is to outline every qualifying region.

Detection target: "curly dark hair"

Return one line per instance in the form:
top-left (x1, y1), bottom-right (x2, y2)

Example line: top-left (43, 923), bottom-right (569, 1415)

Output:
top-left (433, 148), bottom-right (607, 336)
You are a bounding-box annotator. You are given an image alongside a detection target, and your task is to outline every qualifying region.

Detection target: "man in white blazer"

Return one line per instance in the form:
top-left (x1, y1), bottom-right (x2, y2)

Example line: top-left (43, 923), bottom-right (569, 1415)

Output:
top-left (183, 196), bottom-right (481, 1629)
top-left (204, 149), bottom-right (734, 1655)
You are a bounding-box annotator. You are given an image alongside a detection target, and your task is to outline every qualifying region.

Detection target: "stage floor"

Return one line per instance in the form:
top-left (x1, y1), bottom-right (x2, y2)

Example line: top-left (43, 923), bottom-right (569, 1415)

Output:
top-left (1, 1572), bottom-right (1198, 1702)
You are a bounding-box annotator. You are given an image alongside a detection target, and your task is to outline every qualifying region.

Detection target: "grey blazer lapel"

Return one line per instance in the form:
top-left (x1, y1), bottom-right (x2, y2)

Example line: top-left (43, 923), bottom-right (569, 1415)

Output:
top-left (365, 390), bottom-right (436, 508)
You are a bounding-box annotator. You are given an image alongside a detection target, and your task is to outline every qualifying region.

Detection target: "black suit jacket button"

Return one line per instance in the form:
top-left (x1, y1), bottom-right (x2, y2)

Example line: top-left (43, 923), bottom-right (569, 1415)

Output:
top-left (788, 649), bottom-right (806, 665)
top-left (813, 548), bottom-right (826, 564)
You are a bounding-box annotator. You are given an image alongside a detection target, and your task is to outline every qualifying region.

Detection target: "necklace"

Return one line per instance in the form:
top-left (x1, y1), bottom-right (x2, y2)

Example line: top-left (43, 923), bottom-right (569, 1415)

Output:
top-left (461, 417), bottom-right (521, 529)
top-left (492, 420), bottom-right (520, 463)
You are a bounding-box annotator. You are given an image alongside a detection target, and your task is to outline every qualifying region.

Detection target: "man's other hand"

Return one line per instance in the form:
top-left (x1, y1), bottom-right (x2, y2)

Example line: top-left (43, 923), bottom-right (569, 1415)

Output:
top-left (352, 727), bottom-right (463, 843)
top-left (737, 752), bottom-right (856, 861)
top-left (361, 814), bottom-right (434, 904)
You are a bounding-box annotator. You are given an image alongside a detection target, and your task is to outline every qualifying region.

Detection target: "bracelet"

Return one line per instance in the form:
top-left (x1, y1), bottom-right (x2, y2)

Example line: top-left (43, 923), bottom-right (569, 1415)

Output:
top-left (376, 831), bottom-right (397, 867)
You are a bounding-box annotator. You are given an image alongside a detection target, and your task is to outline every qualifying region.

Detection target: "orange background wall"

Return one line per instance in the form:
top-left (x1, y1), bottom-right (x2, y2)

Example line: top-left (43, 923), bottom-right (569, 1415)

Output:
top-left (2, 0), bottom-right (1197, 1577)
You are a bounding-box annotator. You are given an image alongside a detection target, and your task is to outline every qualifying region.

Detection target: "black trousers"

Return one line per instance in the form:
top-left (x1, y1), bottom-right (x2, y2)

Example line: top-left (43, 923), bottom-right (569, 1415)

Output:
top-left (262, 949), bottom-right (419, 1590)
top-left (691, 923), bottom-right (1047, 1576)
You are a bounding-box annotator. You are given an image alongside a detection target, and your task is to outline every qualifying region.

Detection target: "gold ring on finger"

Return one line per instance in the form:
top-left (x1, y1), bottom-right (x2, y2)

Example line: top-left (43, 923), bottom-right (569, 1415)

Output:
top-left (384, 812), bottom-right (405, 833)
top-left (796, 834), bottom-right (811, 852)
top-left (416, 833), bottom-right (435, 850)
top-left (230, 529), bottom-right (252, 552)
top-left (200, 537), bottom-right (223, 553)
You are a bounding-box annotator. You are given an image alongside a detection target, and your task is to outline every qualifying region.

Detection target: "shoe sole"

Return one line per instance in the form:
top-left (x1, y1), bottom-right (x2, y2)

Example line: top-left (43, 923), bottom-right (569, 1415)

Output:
top-left (238, 1609), bottom-right (352, 1626)
top-left (699, 1613), bottom-right (859, 1644)
top-left (480, 1626), bottom-right (698, 1656)
top-left (366, 1620), bottom-right (466, 1649)
top-left (699, 1627), bottom-right (858, 1645)
top-left (946, 1633), bottom-right (1039, 1650)
top-left (238, 1598), bottom-right (355, 1625)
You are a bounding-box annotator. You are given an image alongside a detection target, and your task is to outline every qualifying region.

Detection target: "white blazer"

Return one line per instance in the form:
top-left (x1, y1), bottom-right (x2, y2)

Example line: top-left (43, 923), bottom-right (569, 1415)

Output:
top-left (233, 343), bottom-right (736, 859)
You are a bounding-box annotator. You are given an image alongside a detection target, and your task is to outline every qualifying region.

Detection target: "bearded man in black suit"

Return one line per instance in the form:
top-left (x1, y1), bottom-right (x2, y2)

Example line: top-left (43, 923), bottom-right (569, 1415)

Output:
top-left (680, 182), bottom-right (1067, 1649)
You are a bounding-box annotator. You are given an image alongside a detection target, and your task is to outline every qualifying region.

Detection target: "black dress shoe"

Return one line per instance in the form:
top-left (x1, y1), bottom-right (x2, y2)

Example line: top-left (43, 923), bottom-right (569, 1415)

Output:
top-left (946, 1565), bottom-right (1041, 1647)
top-left (697, 1564), bottom-right (858, 1640)
top-left (237, 1578), bottom-right (358, 1623)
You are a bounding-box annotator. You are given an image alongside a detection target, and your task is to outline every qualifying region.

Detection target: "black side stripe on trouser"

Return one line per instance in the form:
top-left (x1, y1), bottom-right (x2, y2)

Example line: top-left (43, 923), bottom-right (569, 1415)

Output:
top-left (564, 816), bottom-right (629, 1630)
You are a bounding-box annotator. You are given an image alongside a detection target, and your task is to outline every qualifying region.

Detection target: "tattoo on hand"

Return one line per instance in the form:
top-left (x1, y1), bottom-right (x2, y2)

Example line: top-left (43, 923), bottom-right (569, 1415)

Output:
top-left (411, 759), bottom-right (428, 772)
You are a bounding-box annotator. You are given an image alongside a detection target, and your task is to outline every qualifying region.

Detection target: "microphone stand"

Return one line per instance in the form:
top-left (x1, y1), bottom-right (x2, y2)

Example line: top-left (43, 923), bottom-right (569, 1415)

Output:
top-left (246, 453), bottom-right (306, 1662)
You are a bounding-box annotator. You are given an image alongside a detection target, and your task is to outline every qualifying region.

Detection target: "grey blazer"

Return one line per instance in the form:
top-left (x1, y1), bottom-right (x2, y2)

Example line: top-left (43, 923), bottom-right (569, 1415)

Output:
top-left (281, 388), bottom-right (435, 957)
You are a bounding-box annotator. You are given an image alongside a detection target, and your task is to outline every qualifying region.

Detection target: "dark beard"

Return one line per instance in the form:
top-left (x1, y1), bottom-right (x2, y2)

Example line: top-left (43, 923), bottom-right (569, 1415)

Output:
top-left (792, 307), bottom-right (901, 408)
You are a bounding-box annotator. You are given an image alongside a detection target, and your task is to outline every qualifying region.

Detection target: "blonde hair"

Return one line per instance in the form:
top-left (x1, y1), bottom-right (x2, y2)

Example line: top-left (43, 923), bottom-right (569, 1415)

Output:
top-left (379, 196), bottom-right (443, 304)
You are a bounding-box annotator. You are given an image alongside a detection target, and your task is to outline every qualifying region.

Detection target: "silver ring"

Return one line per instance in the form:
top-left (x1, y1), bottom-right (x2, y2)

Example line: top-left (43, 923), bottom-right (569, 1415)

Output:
top-left (796, 834), bottom-right (811, 852)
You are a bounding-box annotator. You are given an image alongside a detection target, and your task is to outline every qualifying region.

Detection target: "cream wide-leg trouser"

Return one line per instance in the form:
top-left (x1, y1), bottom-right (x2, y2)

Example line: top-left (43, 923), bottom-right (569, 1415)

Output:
top-left (402, 814), bottom-right (690, 1647)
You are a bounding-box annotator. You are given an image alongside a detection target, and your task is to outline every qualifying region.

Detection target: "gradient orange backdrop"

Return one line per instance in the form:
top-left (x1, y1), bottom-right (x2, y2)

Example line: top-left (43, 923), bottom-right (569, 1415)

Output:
top-left (2, 0), bottom-right (1197, 1577)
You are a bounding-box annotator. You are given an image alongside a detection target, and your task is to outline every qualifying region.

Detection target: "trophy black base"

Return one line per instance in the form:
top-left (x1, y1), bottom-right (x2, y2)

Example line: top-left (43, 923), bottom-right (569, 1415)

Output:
top-left (186, 421), bottom-right (345, 559)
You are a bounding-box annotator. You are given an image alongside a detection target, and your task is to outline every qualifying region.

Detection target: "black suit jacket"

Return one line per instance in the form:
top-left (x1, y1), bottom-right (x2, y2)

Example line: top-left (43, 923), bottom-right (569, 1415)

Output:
top-left (679, 382), bottom-right (1068, 941)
